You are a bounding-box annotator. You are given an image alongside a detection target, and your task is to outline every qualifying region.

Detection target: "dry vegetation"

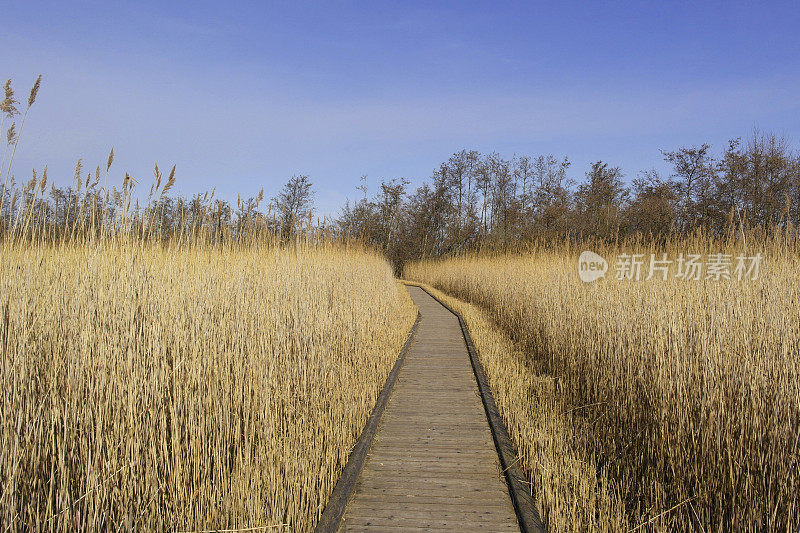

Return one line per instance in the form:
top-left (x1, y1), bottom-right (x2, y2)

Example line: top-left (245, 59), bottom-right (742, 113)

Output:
top-left (0, 239), bottom-right (415, 530)
top-left (406, 234), bottom-right (800, 531)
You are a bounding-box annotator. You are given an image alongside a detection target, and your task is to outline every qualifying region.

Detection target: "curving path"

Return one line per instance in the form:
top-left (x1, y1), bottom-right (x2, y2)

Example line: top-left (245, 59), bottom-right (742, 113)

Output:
top-left (337, 286), bottom-right (519, 532)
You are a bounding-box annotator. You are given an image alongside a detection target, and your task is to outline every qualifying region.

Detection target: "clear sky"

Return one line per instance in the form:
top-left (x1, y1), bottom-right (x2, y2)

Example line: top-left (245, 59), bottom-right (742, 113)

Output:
top-left (3, 1), bottom-right (800, 217)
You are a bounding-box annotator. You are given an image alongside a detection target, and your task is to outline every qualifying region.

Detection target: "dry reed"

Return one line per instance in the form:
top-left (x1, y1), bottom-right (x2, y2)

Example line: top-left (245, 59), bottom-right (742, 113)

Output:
top-left (0, 239), bottom-right (415, 530)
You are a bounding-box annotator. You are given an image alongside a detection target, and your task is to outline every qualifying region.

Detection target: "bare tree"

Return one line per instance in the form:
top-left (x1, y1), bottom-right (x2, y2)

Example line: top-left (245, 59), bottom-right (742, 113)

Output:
top-left (274, 175), bottom-right (314, 238)
top-left (527, 155), bottom-right (572, 237)
top-left (716, 131), bottom-right (800, 229)
top-left (575, 161), bottom-right (628, 239)
top-left (623, 169), bottom-right (678, 237)
top-left (662, 144), bottom-right (715, 230)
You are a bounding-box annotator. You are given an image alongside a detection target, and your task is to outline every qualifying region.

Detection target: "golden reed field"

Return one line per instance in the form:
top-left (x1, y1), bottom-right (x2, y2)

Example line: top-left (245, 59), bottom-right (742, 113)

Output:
top-left (0, 239), bottom-right (415, 530)
top-left (406, 235), bottom-right (800, 532)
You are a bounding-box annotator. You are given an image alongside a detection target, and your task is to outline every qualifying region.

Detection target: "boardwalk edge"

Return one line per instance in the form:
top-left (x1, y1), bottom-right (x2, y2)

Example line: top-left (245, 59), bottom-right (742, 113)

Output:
top-left (314, 310), bottom-right (421, 533)
top-left (407, 282), bottom-right (546, 533)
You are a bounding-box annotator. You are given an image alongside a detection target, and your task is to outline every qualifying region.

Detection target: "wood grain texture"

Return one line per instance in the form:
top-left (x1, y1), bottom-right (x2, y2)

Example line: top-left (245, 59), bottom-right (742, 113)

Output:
top-left (338, 286), bottom-right (519, 532)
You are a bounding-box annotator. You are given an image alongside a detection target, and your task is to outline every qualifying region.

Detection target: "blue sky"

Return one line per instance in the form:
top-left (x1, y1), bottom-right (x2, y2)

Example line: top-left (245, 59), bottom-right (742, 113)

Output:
top-left (3, 1), bottom-right (800, 217)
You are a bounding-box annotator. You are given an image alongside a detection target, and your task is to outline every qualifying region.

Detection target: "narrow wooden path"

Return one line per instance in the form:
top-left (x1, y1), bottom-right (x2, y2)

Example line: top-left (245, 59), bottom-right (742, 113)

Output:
top-left (338, 285), bottom-right (519, 532)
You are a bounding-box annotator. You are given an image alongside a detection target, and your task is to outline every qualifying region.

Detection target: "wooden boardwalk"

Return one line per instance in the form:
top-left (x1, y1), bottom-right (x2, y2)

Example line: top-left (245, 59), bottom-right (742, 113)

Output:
top-left (338, 286), bottom-right (519, 532)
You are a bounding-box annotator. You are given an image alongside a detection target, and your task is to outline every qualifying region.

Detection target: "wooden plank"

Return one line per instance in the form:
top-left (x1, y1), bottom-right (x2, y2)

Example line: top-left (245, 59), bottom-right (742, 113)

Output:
top-left (348, 525), bottom-right (517, 533)
top-left (350, 494), bottom-right (514, 506)
top-left (342, 486), bottom-right (510, 499)
top-left (343, 516), bottom-right (519, 531)
top-left (343, 508), bottom-right (520, 522)
top-left (338, 286), bottom-right (519, 532)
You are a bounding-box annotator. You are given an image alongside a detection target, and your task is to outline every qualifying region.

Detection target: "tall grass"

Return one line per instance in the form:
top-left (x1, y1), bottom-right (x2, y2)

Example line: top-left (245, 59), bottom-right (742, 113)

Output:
top-left (0, 239), bottom-right (415, 530)
top-left (0, 75), bottom-right (419, 530)
top-left (406, 234), bottom-right (800, 531)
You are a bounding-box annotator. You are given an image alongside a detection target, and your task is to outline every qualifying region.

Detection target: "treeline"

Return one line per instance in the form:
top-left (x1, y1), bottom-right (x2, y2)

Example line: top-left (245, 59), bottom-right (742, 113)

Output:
top-left (341, 131), bottom-right (800, 269)
top-left (2, 131), bottom-right (799, 264)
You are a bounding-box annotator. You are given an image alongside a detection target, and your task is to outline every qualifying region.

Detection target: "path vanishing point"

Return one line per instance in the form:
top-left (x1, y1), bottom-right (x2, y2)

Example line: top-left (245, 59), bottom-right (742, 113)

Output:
top-left (336, 285), bottom-right (522, 531)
